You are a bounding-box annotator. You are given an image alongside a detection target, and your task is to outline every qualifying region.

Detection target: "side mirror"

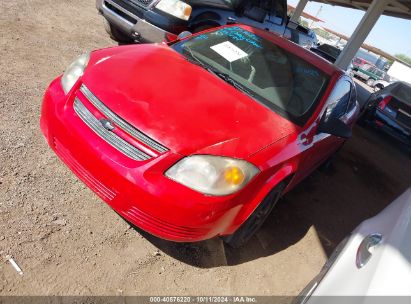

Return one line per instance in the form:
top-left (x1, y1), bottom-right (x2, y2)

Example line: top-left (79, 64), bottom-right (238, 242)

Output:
top-left (177, 31), bottom-right (192, 40)
top-left (317, 114), bottom-right (352, 139)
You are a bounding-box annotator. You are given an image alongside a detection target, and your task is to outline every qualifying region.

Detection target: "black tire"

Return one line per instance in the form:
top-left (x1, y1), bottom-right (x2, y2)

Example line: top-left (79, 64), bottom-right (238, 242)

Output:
top-left (223, 182), bottom-right (285, 248)
top-left (104, 20), bottom-right (134, 44)
top-left (373, 84), bottom-right (383, 92)
top-left (357, 107), bottom-right (373, 127)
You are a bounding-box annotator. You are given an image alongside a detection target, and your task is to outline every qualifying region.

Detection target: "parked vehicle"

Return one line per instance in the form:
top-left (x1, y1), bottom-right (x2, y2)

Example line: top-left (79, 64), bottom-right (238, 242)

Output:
top-left (296, 188), bottom-right (411, 301)
top-left (359, 81), bottom-right (411, 148)
top-left (352, 56), bottom-right (371, 70)
top-left (352, 63), bottom-right (388, 87)
top-left (96, 0), bottom-right (318, 47)
top-left (310, 44), bottom-right (341, 63)
top-left (285, 18), bottom-right (318, 49)
top-left (40, 25), bottom-right (359, 248)
top-left (371, 78), bottom-right (392, 92)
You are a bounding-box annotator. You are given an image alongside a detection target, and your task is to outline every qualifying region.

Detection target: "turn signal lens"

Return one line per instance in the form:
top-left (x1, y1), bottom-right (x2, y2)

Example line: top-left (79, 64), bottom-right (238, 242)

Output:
top-left (224, 166), bottom-right (245, 186)
top-left (184, 6), bottom-right (192, 18)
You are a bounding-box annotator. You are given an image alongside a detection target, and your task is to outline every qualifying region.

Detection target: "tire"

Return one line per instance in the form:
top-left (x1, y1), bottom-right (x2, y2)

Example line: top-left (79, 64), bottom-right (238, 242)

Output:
top-left (223, 182), bottom-right (286, 248)
top-left (357, 108), bottom-right (372, 127)
top-left (374, 84), bottom-right (383, 92)
top-left (104, 20), bottom-right (134, 44)
top-left (366, 78), bottom-right (375, 87)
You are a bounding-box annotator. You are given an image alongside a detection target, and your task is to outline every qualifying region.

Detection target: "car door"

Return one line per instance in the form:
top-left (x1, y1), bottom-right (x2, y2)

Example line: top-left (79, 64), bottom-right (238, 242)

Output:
top-left (293, 78), bottom-right (355, 183)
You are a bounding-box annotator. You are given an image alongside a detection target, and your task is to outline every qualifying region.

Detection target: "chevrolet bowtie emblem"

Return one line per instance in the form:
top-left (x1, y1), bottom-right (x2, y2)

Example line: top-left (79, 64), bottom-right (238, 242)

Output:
top-left (100, 118), bottom-right (115, 131)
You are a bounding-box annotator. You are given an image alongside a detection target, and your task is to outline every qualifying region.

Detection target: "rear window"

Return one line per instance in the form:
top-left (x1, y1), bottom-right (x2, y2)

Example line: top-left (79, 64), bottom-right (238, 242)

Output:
top-left (172, 26), bottom-right (330, 126)
top-left (393, 83), bottom-right (411, 105)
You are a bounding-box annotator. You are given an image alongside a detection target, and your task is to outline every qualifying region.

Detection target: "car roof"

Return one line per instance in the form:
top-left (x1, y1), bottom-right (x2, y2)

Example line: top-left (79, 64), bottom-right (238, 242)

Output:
top-left (234, 25), bottom-right (343, 77)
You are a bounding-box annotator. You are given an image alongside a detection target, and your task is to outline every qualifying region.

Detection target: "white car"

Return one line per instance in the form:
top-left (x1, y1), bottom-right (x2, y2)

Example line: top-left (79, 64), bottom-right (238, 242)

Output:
top-left (296, 188), bottom-right (411, 302)
top-left (372, 79), bottom-right (392, 91)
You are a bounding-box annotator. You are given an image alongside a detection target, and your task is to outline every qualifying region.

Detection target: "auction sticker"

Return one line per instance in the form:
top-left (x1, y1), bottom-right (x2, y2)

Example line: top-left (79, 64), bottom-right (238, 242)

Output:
top-left (210, 41), bottom-right (248, 62)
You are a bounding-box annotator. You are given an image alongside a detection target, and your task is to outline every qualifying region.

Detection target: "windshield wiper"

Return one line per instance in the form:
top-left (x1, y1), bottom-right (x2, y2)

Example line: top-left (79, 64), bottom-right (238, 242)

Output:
top-left (210, 70), bottom-right (256, 98)
top-left (183, 47), bottom-right (255, 98)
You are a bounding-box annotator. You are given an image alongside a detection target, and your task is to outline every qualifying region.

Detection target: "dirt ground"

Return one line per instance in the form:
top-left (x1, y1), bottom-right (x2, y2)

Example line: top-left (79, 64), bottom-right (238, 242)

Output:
top-left (1, 0), bottom-right (410, 297)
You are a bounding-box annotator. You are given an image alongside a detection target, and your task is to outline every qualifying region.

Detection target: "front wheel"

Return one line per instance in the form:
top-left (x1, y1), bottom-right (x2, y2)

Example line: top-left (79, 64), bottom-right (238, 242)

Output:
top-left (374, 84), bottom-right (383, 92)
top-left (222, 182), bottom-right (285, 248)
top-left (366, 78), bottom-right (375, 87)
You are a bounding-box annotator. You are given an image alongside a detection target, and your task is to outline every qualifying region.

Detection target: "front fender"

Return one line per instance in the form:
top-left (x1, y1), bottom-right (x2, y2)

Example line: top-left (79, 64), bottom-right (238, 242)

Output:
top-left (222, 162), bottom-right (298, 235)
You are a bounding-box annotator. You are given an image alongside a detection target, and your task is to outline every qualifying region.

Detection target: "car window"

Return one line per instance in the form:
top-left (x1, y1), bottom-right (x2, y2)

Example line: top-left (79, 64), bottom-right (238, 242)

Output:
top-left (172, 26), bottom-right (330, 126)
top-left (325, 80), bottom-right (351, 119)
top-left (348, 83), bottom-right (357, 111)
top-left (393, 83), bottom-right (411, 105)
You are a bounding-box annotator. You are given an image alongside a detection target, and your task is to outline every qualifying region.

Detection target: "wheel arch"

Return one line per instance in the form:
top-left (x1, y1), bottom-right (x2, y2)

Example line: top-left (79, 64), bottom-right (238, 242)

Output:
top-left (221, 163), bottom-right (298, 236)
top-left (189, 11), bottom-right (223, 31)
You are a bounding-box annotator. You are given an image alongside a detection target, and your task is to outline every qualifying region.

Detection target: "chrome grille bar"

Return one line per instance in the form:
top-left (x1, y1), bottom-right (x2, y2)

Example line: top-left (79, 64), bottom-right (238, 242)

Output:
top-left (73, 98), bottom-right (151, 161)
top-left (80, 85), bottom-right (168, 153)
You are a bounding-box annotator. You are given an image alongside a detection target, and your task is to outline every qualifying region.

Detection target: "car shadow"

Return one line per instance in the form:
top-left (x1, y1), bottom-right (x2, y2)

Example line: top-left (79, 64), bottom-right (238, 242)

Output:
top-left (130, 126), bottom-right (411, 268)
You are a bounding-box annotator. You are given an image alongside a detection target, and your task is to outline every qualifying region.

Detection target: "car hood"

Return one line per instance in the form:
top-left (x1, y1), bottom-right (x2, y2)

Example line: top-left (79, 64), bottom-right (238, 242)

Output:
top-left (81, 44), bottom-right (296, 159)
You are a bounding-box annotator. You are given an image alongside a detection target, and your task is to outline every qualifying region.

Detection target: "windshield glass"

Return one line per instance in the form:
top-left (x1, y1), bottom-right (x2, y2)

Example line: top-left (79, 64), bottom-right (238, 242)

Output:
top-left (172, 26), bottom-right (330, 125)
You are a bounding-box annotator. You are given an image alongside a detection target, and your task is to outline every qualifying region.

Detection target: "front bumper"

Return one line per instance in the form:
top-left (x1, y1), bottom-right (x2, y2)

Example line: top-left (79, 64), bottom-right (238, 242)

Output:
top-left (40, 78), bottom-right (251, 242)
top-left (96, 0), bottom-right (178, 42)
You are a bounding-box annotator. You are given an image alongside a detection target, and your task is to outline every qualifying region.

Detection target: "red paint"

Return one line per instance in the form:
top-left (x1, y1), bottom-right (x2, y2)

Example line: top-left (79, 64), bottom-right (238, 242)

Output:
top-left (40, 25), bottom-right (358, 242)
top-left (378, 95), bottom-right (392, 110)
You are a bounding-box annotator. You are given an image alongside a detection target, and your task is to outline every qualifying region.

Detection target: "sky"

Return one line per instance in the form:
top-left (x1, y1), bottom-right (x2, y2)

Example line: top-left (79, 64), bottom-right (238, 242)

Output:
top-left (288, 0), bottom-right (411, 56)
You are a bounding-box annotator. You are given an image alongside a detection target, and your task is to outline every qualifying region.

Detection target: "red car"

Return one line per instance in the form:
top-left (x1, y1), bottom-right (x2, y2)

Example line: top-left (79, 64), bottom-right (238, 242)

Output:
top-left (40, 25), bottom-right (359, 247)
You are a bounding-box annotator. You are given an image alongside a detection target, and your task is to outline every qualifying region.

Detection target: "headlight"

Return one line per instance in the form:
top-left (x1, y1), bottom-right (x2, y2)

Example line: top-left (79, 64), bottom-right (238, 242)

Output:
top-left (155, 0), bottom-right (192, 21)
top-left (61, 53), bottom-right (90, 94)
top-left (165, 155), bottom-right (259, 196)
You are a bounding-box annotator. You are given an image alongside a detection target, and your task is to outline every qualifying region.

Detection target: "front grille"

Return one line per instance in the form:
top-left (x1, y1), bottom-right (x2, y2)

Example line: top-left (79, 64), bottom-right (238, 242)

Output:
top-left (73, 98), bottom-right (151, 161)
top-left (80, 85), bottom-right (168, 153)
top-left (129, 0), bottom-right (154, 8)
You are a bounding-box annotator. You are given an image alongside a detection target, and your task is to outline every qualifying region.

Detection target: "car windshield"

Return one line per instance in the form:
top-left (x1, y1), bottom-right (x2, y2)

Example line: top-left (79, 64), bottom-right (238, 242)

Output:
top-left (171, 26), bottom-right (330, 125)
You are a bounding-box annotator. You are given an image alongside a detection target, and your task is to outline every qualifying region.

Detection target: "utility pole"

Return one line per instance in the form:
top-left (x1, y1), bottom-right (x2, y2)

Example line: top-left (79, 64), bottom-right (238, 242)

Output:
top-left (310, 5), bottom-right (323, 28)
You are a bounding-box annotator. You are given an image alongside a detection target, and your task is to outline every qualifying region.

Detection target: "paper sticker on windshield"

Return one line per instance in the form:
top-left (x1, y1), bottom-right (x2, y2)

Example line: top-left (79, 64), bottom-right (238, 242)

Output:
top-left (210, 41), bottom-right (248, 62)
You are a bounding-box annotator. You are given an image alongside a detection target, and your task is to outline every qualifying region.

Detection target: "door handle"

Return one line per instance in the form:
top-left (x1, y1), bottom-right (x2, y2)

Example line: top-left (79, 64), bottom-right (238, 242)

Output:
top-left (356, 233), bottom-right (383, 268)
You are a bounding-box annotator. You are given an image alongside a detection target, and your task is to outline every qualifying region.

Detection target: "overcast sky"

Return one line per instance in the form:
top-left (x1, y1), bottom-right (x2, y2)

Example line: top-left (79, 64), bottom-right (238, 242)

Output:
top-left (288, 0), bottom-right (411, 56)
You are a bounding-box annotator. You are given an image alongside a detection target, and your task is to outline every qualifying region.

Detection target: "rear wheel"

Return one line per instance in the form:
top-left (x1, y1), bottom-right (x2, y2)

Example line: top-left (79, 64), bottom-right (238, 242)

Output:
top-left (223, 182), bottom-right (285, 248)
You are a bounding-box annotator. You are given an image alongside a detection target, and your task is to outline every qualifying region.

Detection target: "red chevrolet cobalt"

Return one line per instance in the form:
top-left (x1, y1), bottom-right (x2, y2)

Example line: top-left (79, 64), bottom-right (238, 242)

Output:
top-left (40, 25), bottom-right (359, 247)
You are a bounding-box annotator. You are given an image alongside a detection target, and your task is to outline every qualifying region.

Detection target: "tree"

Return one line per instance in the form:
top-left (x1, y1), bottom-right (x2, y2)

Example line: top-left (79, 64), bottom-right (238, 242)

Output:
top-left (395, 54), bottom-right (411, 65)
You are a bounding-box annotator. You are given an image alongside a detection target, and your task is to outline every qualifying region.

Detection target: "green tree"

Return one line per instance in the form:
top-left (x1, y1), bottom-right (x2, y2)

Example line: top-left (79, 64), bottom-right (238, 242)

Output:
top-left (300, 19), bottom-right (309, 28)
top-left (313, 28), bottom-right (332, 40)
top-left (395, 54), bottom-right (411, 65)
